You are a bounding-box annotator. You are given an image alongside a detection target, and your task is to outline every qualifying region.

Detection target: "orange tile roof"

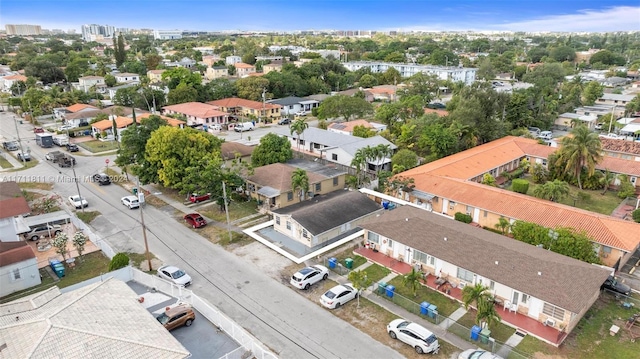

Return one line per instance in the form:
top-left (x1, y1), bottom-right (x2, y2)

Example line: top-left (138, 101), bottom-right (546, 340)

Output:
top-left (207, 98), bottom-right (281, 111)
top-left (328, 119), bottom-right (373, 133)
top-left (423, 108), bottom-right (449, 117)
top-left (3, 74), bottom-right (27, 81)
top-left (92, 116), bottom-right (133, 131)
top-left (162, 102), bottom-right (228, 118)
top-left (248, 72), bottom-right (265, 77)
top-left (234, 62), bottom-right (255, 69)
top-left (597, 156), bottom-right (640, 176)
top-left (66, 103), bottom-right (98, 113)
top-left (136, 113), bottom-right (185, 127)
top-left (147, 70), bottom-right (165, 74)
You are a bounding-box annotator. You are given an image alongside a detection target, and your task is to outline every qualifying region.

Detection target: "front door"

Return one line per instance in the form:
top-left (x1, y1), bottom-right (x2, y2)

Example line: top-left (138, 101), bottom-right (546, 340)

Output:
top-left (512, 291), bottom-right (520, 306)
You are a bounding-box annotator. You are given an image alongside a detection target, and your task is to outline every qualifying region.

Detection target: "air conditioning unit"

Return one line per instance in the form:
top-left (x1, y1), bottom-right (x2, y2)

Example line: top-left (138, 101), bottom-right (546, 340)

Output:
top-left (544, 318), bottom-right (556, 327)
top-left (458, 282), bottom-right (467, 289)
top-left (602, 253), bottom-right (609, 258)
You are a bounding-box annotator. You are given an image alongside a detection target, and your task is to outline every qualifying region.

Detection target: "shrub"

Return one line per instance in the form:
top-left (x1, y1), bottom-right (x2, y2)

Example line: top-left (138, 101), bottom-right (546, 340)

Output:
top-left (633, 209), bottom-right (640, 223)
top-left (454, 212), bottom-right (472, 223)
top-left (311, 107), bottom-right (319, 116)
top-left (108, 252), bottom-right (130, 271)
top-left (505, 168), bottom-right (524, 180)
top-left (512, 179), bottom-right (529, 194)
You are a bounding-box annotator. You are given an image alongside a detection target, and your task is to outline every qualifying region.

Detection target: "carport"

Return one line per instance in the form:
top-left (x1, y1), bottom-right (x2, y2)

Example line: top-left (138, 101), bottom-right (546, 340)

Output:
top-left (18, 210), bottom-right (71, 233)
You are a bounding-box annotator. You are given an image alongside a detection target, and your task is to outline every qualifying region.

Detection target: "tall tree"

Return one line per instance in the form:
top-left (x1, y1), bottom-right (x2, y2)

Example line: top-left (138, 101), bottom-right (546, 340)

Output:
top-left (251, 133), bottom-right (293, 166)
top-left (402, 268), bottom-right (423, 297)
top-left (116, 114), bottom-right (169, 179)
top-left (316, 94), bottom-right (374, 121)
top-left (533, 180), bottom-right (570, 202)
top-left (290, 119), bottom-right (309, 155)
top-left (291, 168), bottom-right (309, 202)
top-left (555, 125), bottom-right (602, 190)
top-left (115, 33), bottom-right (127, 67)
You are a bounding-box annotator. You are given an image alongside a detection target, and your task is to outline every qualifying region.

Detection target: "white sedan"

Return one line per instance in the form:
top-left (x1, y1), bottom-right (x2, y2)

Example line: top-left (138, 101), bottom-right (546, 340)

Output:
top-left (290, 265), bottom-right (329, 290)
top-left (458, 349), bottom-right (503, 359)
top-left (319, 283), bottom-right (358, 309)
top-left (68, 195), bottom-right (88, 209)
top-left (157, 265), bottom-right (192, 287)
top-left (121, 195), bottom-right (140, 209)
top-left (58, 125), bottom-right (74, 131)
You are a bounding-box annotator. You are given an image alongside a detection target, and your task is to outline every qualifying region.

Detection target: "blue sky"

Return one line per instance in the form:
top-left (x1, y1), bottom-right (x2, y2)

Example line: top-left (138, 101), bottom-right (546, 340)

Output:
top-left (1, 0), bottom-right (639, 32)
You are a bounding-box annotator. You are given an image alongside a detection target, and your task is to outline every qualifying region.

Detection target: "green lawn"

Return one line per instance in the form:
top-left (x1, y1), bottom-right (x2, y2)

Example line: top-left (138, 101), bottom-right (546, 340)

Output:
top-left (456, 311), bottom-right (515, 343)
top-left (201, 199), bottom-right (259, 222)
top-left (7, 158), bottom-right (39, 171)
top-left (511, 177), bottom-right (622, 215)
top-left (362, 263), bottom-right (391, 283)
top-left (0, 156), bottom-right (13, 168)
top-left (386, 276), bottom-right (461, 317)
top-left (78, 140), bottom-right (119, 153)
top-left (76, 210), bottom-right (101, 223)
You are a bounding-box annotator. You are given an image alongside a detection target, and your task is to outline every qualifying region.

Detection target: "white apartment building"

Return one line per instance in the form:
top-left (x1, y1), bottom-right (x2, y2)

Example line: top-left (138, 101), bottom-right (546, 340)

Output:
top-left (81, 24), bottom-right (115, 41)
top-left (5, 24), bottom-right (42, 36)
top-left (153, 29), bottom-right (182, 40)
top-left (343, 61), bottom-right (477, 85)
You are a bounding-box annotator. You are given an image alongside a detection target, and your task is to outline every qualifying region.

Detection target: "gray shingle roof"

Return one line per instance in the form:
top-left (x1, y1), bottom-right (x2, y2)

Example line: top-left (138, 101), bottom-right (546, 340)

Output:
top-left (274, 190), bottom-right (381, 235)
top-left (0, 278), bottom-right (190, 358)
top-left (359, 206), bottom-right (611, 314)
top-left (272, 127), bottom-right (395, 151)
top-left (267, 96), bottom-right (307, 106)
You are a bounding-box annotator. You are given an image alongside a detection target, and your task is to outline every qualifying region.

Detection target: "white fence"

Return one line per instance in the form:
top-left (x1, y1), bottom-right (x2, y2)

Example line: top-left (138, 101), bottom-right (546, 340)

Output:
top-left (69, 212), bottom-right (117, 259)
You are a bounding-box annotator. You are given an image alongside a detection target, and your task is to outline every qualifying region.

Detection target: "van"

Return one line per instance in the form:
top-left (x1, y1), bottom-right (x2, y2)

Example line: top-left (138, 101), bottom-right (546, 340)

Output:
top-left (538, 131), bottom-right (553, 140)
top-left (234, 122), bottom-right (255, 132)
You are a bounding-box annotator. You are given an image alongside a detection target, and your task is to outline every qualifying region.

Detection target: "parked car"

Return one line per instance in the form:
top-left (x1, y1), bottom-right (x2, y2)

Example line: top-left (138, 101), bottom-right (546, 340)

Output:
top-left (458, 349), bottom-right (503, 359)
top-left (121, 195), bottom-right (140, 209)
top-left (156, 303), bottom-right (196, 331)
top-left (594, 123), bottom-right (603, 130)
top-left (45, 151), bottom-right (63, 162)
top-left (189, 193), bottom-right (211, 203)
top-left (66, 143), bottom-right (79, 152)
top-left (599, 133), bottom-right (622, 140)
top-left (68, 195), bottom-right (88, 209)
top-left (295, 110), bottom-right (308, 116)
top-left (157, 265), bottom-right (192, 287)
top-left (319, 283), bottom-right (358, 309)
top-left (33, 127), bottom-right (45, 133)
top-left (427, 102), bottom-right (446, 109)
top-left (234, 122), bottom-right (254, 132)
top-left (2, 141), bottom-right (18, 151)
top-left (58, 124), bottom-right (75, 132)
top-left (290, 265), bottom-right (329, 290)
top-left (58, 155), bottom-right (76, 167)
top-left (278, 118), bottom-right (291, 125)
top-left (527, 127), bottom-right (541, 137)
top-left (23, 224), bottom-right (62, 241)
top-left (93, 173), bottom-right (111, 185)
top-left (601, 276), bottom-right (631, 296)
top-left (387, 319), bottom-right (440, 354)
top-left (538, 131), bottom-right (553, 140)
top-left (184, 213), bottom-right (207, 228)
top-left (17, 152), bottom-right (31, 161)
top-left (78, 120), bottom-right (89, 127)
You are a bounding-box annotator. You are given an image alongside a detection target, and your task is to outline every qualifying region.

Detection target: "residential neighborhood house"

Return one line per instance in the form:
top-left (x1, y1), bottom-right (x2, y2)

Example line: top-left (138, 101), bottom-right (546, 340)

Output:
top-left (327, 119), bottom-right (387, 136)
top-left (0, 241), bottom-right (40, 297)
top-left (162, 102), bottom-right (229, 128)
top-left (267, 96), bottom-right (319, 115)
top-left (207, 98), bottom-right (282, 122)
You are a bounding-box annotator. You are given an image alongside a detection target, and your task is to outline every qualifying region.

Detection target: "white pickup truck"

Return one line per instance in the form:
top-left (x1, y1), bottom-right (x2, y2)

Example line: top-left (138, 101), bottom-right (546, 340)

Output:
top-left (52, 135), bottom-right (69, 146)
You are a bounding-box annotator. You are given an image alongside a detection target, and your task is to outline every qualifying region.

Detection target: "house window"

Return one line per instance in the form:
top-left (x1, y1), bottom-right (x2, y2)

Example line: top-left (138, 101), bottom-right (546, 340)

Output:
top-left (275, 216), bottom-right (280, 225)
top-left (456, 267), bottom-right (474, 282)
top-left (333, 177), bottom-right (338, 186)
top-left (11, 268), bottom-right (21, 281)
top-left (522, 294), bottom-right (529, 304)
top-left (602, 246), bottom-right (612, 254)
top-left (542, 159), bottom-right (547, 166)
top-left (286, 221), bottom-right (291, 230)
top-left (483, 211), bottom-right (488, 218)
top-left (429, 256), bottom-right (435, 266)
top-left (302, 229), bottom-right (308, 238)
top-left (413, 250), bottom-right (427, 264)
top-left (367, 231), bottom-right (380, 244)
top-left (332, 154), bottom-right (338, 161)
top-left (543, 303), bottom-right (565, 321)
top-left (287, 192), bottom-right (293, 201)
top-left (449, 202), bottom-right (456, 210)
top-left (315, 183), bottom-right (321, 192)
top-left (466, 206), bottom-right (472, 215)
top-left (387, 239), bottom-right (394, 248)
top-left (489, 280), bottom-right (495, 290)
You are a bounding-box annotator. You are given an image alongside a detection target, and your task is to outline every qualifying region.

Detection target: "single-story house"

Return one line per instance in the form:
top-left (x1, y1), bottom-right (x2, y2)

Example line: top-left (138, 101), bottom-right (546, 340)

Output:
top-left (555, 113), bottom-right (597, 129)
top-left (207, 98), bottom-right (281, 121)
top-left (273, 190), bottom-right (382, 248)
top-left (245, 159), bottom-right (346, 210)
top-left (0, 74), bottom-right (27, 92)
top-left (136, 112), bottom-right (186, 127)
top-left (0, 181), bottom-right (31, 242)
top-left (220, 142), bottom-right (254, 163)
top-left (0, 241), bottom-right (40, 297)
top-left (147, 69), bottom-right (166, 82)
top-left (600, 138), bottom-right (640, 162)
top-left (267, 96), bottom-right (319, 115)
top-left (0, 278), bottom-right (190, 358)
top-left (91, 116), bottom-right (133, 140)
top-left (327, 119), bottom-right (386, 136)
top-left (162, 102), bottom-right (229, 127)
top-left (359, 205), bottom-right (611, 345)
top-left (114, 72), bottom-right (141, 83)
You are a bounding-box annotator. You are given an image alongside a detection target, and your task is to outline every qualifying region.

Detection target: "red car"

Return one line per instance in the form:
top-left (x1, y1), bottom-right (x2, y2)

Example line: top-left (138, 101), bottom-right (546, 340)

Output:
top-left (184, 213), bottom-right (207, 228)
top-left (34, 127), bottom-right (45, 133)
top-left (189, 193), bottom-right (211, 203)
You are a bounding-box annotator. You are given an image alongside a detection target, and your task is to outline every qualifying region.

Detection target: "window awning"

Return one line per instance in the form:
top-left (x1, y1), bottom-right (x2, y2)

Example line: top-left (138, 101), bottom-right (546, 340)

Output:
top-left (257, 186), bottom-right (280, 198)
top-left (412, 190), bottom-right (435, 201)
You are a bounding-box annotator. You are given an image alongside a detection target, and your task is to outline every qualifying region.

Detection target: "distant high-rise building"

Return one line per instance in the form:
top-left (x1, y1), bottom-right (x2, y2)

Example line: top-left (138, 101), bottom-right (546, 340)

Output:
top-left (5, 24), bottom-right (42, 36)
top-left (81, 24), bottom-right (116, 41)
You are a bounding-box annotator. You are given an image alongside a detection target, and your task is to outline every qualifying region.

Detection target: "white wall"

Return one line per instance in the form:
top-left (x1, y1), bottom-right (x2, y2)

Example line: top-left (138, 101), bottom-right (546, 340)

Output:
top-left (0, 217), bottom-right (20, 242)
top-left (323, 147), bottom-right (353, 167)
top-left (0, 257), bottom-right (41, 297)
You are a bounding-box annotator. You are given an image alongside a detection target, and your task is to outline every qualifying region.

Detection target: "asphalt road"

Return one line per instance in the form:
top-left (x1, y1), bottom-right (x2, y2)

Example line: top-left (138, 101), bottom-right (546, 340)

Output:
top-left (0, 112), bottom-right (404, 359)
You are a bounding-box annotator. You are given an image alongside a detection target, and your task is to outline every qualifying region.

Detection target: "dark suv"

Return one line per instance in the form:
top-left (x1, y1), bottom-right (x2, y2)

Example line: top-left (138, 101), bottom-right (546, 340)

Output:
top-left (602, 276), bottom-right (631, 296)
top-left (2, 141), bottom-right (18, 151)
top-left (93, 173), bottom-right (111, 185)
top-left (66, 143), bottom-right (79, 152)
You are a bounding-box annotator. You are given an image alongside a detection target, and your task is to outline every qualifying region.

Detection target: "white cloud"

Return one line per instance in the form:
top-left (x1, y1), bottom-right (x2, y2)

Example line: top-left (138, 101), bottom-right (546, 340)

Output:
top-left (496, 6), bottom-right (640, 32)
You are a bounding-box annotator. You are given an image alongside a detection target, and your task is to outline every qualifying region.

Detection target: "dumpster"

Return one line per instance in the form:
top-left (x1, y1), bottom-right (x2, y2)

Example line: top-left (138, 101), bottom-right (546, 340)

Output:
top-left (328, 257), bottom-right (337, 269)
top-left (427, 304), bottom-right (438, 319)
top-left (420, 301), bottom-right (431, 315)
top-left (470, 325), bottom-right (481, 341)
top-left (480, 328), bottom-right (491, 344)
top-left (345, 258), bottom-right (353, 269)
top-left (386, 285), bottom-right (395, 298)
top-left (378, 281), bottom-right (387, 294)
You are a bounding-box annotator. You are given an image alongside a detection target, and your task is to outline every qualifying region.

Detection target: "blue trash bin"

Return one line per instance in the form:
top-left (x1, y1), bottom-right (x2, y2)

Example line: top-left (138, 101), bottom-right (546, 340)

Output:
top-left (427, 304), bottom-right (438, 319)
top-left (386, 285), bottom-right (395, 298)
top-left (328, 257), bottom-right (337, 269)
top-left (382, 201), bottom-right (389, 209)
top-left (470, 325), bottom-right (481, 341)
top-left (420, 301), bottom-right (431, 315)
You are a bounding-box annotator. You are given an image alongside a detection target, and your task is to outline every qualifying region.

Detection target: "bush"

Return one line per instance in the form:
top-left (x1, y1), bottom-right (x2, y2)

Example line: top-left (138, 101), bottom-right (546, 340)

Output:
top-left (311, 107), bottom-right (319, 116)
top-left (108, 252), bottom-right (130, 271)
top-left (504, 168), bottom-right (524, 180)
top-left (633, 209), bottom-right (640, 223)
top-left (512, 179), bottom-right (529, 194)
top-left (454, 212), bottom-right (472, 223)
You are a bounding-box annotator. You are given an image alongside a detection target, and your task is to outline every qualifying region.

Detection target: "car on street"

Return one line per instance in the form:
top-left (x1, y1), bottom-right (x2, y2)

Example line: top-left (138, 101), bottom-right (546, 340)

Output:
top-left (33, 127), bottom-right (45, 133)
top-left (319, 283), bottom-right (358, 309)
top-left (23, 224), bottom-right (62, 241)
top-left (184, 213), bottom-right (207, 228)
top-left (156, 303), bottom-right (196, 331)
top-left (45, 151), bottom-right (63, 161)
top-left (2, 141), bottom-right (18, 151)
top-left (599, 133), bottom-right (622, 140)
top-left (121, 195), bottom-right (140, 209)
top-left (17, 152), bottom-right (31, 161)
top-left (157, 265), bottom-right (192, 287)
top-left (66, 143), bottom-right (79, 152)
top-left (68, 195), bottom-right (88, 209)
top-left (189, 192), bottom-right (211, 203)
top-left (387, 319), bottom-right (440, 354)
top-left (290, 265), bottom-right (329, 290)
top-left (458, 349), bottom-right (503, 359)
top-left (93, 173), bottom-right (111, 185)
top-left (295, 110), bottom-right (308, 116)
top-left (278, 118), bottom-right (291, 125)
top-left (58, 155), bottom-right (76, 167)
top-left (58, 125), bottom-right (74, 132)
top-left (601, 276), bottom-right (631, 296)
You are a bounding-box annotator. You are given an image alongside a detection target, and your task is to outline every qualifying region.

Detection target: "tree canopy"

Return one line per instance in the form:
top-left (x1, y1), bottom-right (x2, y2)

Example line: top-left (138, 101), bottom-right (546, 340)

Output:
top-left (251, 133), bottom-right (293, 167)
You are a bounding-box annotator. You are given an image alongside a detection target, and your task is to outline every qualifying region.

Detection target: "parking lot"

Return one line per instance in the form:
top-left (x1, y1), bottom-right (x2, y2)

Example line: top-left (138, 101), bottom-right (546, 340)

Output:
top-left (127, 281), bottom-right (241, 359)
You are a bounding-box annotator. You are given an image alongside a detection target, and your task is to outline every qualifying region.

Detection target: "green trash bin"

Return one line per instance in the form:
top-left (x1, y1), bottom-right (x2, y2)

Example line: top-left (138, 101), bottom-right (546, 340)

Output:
top-left (345, 258), bottom-right (353, 269)
top-left (480, 328), bottom-right (491, 344)
top-left (378, 281), bottom-right (387, 294)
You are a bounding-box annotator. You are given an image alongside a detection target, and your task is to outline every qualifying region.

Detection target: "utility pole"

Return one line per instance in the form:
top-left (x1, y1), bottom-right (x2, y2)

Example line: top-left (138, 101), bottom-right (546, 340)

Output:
top-left (136, 177), bottom-right (152, 271)
top-left (13, 116), bottom-right (26, 164)
top-left (608, 105), bottom-right (616, 134)
top-left (71, 163), bottom-right (85, 213)
top-left (262, 88), bottom-right (266, 124)
top-left (222, 181), bottom-right (233, 243)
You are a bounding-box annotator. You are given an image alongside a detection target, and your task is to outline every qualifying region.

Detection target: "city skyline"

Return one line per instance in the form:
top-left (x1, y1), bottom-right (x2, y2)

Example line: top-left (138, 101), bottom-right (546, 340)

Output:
top-left (1, 0), bottom-right (639, 33)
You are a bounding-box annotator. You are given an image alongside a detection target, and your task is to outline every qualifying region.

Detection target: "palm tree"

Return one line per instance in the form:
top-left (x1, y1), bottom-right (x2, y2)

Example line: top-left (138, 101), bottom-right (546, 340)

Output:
top-left (348, 270), bottom-right (372, 308)
top-left (599, 169), bottom-right (616, 195)
top-left (462, 283), bottom-right (491, 310)
top-left (402, 268), bottom-right (423, 297)
top-left (476, 296), bottom-right (501, 328)
top-left (350, 148), bottom-right (367, 187)
top-left (533, 180), bottom-right (570, 202)
top-left (494, 217), bottom-right (510, 235)
top-left (556, 125), bottom-right (602, 190)
top-left (290, 119), bottom-right (309, 157)
top-left (291, 168), bottom-right (309, 202)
